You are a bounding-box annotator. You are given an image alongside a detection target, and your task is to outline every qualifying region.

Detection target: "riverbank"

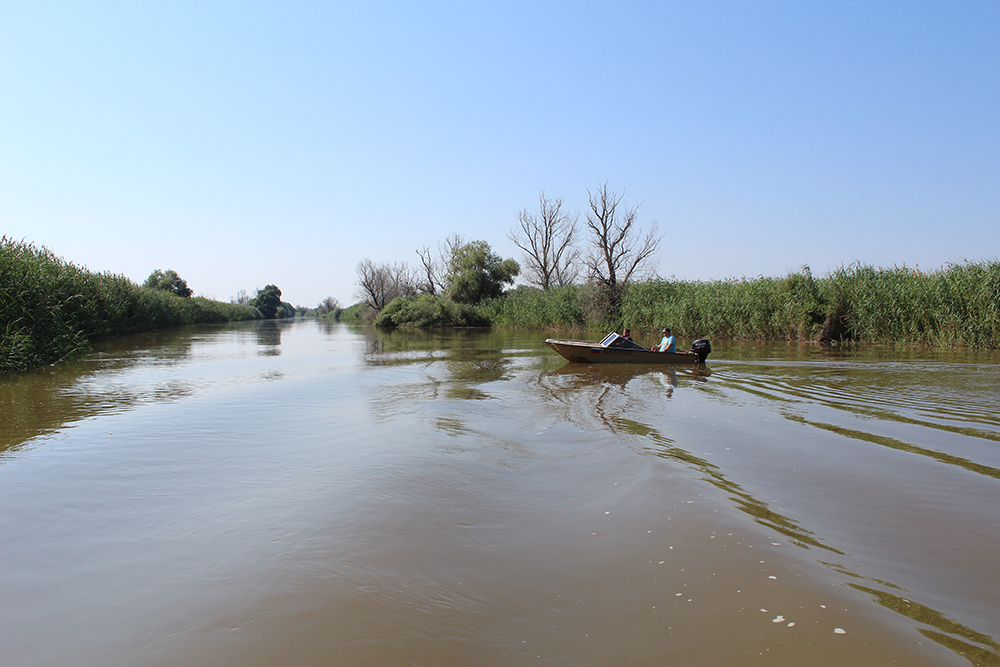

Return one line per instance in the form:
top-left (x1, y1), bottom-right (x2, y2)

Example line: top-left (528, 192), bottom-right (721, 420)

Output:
top-left (482, 262), bottom-right (1000, 348)
top-left (1, 238), bottom-right (260, 374)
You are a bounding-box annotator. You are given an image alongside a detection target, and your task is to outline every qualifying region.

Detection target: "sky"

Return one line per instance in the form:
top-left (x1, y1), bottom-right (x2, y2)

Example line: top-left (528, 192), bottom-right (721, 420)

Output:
top-left (2, 1), bottom-right (998, 308)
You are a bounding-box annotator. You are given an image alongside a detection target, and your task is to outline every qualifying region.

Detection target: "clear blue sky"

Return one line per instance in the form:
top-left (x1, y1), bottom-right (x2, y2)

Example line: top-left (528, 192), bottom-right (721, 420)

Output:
top-left (3, 1), bottom-right (998, 307)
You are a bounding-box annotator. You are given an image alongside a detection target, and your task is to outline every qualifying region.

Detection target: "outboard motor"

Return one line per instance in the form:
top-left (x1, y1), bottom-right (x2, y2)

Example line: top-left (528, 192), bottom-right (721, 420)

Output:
top-left (691, 338), bottom-right (712, 363)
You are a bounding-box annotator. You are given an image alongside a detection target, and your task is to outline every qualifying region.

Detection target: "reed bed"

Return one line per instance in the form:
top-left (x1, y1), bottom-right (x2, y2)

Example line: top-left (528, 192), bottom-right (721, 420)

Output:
top-left (479, 285), bottom-right (586, 329)
top-left (484, 262), bottom-right (1000, 348)
top-left (1, 238), bottom-right (260, 373)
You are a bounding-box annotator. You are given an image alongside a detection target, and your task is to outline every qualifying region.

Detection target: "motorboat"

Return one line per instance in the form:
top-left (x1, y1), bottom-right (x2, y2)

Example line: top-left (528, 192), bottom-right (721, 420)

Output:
top-left (545, 332), bottom-right (711, 364)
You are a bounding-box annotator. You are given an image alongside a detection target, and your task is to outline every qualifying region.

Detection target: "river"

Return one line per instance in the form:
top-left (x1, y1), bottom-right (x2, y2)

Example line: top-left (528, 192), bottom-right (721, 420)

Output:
top-left (1, 319), bottom-right (998, 667)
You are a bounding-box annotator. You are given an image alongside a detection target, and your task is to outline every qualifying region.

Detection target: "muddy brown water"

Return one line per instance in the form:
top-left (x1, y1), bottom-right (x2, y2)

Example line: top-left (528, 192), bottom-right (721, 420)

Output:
top-left (1, 320), bottom-right (998, 666)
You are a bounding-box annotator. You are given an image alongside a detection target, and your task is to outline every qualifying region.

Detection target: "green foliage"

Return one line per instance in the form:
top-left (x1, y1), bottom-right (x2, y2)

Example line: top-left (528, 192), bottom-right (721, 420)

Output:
top-left (617, 262), bottom-right (1000, 347)
top-left (823, 262), bottom-right (1000, 347)
top-left (374, 294), bottom-right (490, 328)
top-left (444, 240), bottom-right (519, 304)
top-left (251, 284), bottom-right (283, 319)
top-left (1, 237), bottom-right (260, 373)
top-left (622, 271), bottom-right (828, 340)
top-left (479, 284), bottom-right (585, 328)
top-left (143, 269), bottom-right (193, 298)
top-left (476, 261), bottom-right (1000, 348)
top-left (339, 302), bottom-right (376, 322)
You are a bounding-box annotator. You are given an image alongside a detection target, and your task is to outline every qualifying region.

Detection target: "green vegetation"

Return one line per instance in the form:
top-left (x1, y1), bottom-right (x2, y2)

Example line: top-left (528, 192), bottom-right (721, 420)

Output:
top-left (479, 285), bottom-right (586, 329)
top-left (374, 294), bottom-right (490, 328)
top-left (619, 262), bottom-right (1000, 348)
top-left (443, 240), bottom-right (519, 304)
top-left (344, 187), bottom-right (998, 348)
top-left (310, 297), bottom-right (342, 320)
top-left (251, 284), bottom-right (295, 319)
top-left (1, 238), bottom-right (261, 374)
top-left (143, 269), bottom-right (193, 298)
top-left (350, 260), bottom-right (999, 348)
top-left (338, 302), bottom-right (376, 323)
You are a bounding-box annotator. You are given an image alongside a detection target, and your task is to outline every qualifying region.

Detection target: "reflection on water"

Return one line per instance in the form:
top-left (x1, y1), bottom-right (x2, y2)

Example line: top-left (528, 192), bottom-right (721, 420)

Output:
top-left (0, 321), bottom-right (291, 455)
top-left (534, 348), bottom-right (1000, 665)
top-left (1, 323), bottom-right (998, 667)
top-left (254, 319), bottom-right (283, 354)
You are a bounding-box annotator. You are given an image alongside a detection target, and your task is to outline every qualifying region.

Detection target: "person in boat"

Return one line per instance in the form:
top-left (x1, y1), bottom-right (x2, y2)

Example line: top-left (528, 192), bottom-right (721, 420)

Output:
top-left (621, 328), bottom-right (633, 341)
top-left (651, 327), bottom-right (676, 353)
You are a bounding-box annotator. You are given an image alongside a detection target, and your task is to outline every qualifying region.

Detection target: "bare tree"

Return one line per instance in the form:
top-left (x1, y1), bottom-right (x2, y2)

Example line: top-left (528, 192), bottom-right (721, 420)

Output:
top-left (415, 247), bottom-right (440, 295)
top-left (354, 259), bottom-right (416, 310)
top-left (231, 289), bottom-right (250, 305)
top-left (508, 192), bottom-right (580, 290)
top-left (440, 232), bottom-right (465, 271)
top-left (316, 296), bottom-right (341, 315)
top-left (583, 182), bottom-right (661, 315)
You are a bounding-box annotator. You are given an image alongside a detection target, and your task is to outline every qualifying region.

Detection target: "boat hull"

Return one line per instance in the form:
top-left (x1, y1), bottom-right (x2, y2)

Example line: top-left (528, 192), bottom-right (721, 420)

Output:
top-left (545, 339), bottom-right (703, 364)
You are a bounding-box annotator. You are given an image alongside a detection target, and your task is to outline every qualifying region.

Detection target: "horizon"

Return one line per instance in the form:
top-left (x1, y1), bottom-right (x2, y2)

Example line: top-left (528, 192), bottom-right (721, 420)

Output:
top-left (3, 1), bottom-right (998, 307)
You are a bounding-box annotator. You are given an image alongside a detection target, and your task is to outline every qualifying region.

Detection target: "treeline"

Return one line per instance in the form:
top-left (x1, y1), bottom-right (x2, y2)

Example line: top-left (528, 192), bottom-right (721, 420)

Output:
top-left (482, 262), bottom-right (1000, 348)
top-left (350, 183), bottom-right (999, 348)
top-left (349, 234), bottom-right (519, 328)
top-left (350, 184), bottom-right (650, 328)
top-left (2, 238), bottom-right (260, 373)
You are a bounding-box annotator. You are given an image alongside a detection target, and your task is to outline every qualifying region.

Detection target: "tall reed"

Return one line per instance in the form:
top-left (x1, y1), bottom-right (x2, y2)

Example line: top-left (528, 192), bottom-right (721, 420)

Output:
top-left (482, 262), bottom-right (1000, 348)
top-left (2, 238), bottom-right (260, 373)
top-left (479, 285), bottom-right (587, 329)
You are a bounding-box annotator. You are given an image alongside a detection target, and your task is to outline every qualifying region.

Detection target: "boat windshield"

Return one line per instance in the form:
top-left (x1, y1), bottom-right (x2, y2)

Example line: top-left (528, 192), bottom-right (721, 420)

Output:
top-left (599, 332), bottom-right (619, 346)
top-left (599, 333), bottom-right (646, 350)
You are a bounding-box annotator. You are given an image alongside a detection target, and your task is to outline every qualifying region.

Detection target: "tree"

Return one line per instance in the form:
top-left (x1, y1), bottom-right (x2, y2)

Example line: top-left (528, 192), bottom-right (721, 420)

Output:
top-left (415, 247), bottom-right (440, 295)
top-left (444, 240), bottom-right (519, 304)
top-left (316, 296), bottom-right (341, 315)
top-left (583, 182), bottom-right (661, 316)
top-left (508, 192), bottom-right (580, 290)
top-left (144, 269), bottom-right (193, 298)
top-left (355, 259), bottom-right (416, 311)
top-left (231, 289), bottom-right (250, 305)
top-left (251, 284), bottom-right (283, 319)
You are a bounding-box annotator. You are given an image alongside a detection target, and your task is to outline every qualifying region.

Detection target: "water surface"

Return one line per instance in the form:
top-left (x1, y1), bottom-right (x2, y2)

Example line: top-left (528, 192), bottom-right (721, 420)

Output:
top-left (2, 320), bottom-right (998, 666)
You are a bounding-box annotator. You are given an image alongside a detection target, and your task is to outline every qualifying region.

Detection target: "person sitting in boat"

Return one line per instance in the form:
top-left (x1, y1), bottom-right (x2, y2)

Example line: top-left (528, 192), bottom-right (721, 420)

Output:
top-left (651, 327), bottom-right (676, 353)
top-left (621, 328), bottom-right (633, 341)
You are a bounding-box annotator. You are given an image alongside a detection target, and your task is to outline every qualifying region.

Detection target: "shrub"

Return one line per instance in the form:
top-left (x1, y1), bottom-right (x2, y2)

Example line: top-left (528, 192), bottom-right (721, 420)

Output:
top-left (375, 294), bottom-right (490, 328)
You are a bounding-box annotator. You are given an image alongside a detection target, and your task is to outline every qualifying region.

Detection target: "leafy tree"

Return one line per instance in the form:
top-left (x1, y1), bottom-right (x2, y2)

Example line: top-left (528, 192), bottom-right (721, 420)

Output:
top-left (508, 192), bottom-right (580, 290)
top-left (444, 240), bottom-right (519, 304)
top-left (251, 284), bottom-right (283, 319)
top-left (144, 269), bottom-right (193, 298)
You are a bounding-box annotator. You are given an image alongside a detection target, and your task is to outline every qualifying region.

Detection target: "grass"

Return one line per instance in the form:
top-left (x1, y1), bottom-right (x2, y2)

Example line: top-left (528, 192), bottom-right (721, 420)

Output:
top-left (2, 238), bottom-right (261, 374)
top-left (478, 284), bottom-right (586, 329)
top-left (478, 262), bottom-right (1000, 348)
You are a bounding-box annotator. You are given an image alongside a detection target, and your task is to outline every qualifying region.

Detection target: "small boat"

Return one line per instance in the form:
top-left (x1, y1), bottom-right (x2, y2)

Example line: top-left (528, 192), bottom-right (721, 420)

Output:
top-left (545, 332), bottom-right (711, 365)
